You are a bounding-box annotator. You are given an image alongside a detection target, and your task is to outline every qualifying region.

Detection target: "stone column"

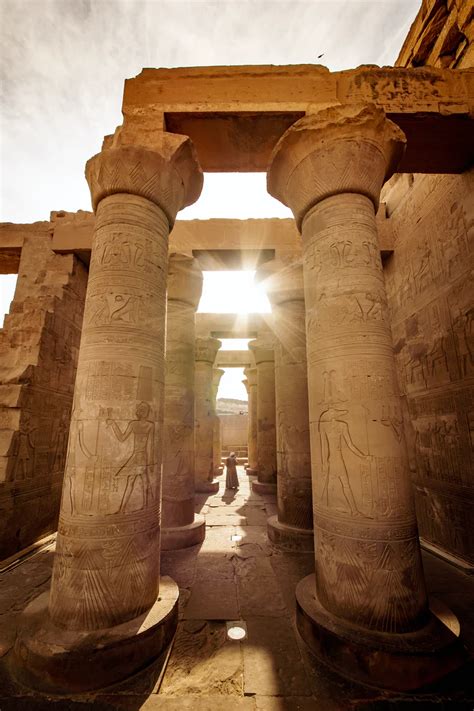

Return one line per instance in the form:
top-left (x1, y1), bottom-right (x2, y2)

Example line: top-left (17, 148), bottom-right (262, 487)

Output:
top-left (241, 375), bottom-right (250, 469)
top-left (259, 260), bottom-right (313, 551)
top-left (267, 105), bottom-right (464, 689)
top-left (14, 137), bottom-right (203, 693)
top-left (212, 368), bottom-right (225, 476)
top-left (244, 366), bottom-right (258, 474)
top-left (161, 253), bottom-right (205, 551)
top-left (248, 339), bottom-right (277, 495)
top-left (194, 337), bottom-right (221, 493)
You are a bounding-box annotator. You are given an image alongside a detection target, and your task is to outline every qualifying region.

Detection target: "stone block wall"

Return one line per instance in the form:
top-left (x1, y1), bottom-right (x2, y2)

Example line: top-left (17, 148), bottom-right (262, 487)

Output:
top-left (0, 234), bottom-right (87, 559)
top-left (383, 168), bottom-right (474, 566)
top-left (220, 413), bottom-right (249, 453)
top-left (384, 0), bottom-right (474, 568)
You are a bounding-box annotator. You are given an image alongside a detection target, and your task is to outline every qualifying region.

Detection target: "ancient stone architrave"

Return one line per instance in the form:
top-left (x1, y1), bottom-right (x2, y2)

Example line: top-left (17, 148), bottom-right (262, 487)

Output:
top-left (258, 260), bottom-right (313, 550)
top-left (0, 236), bottom-right (87, 559)
top-left (161, 253), bottom-right (205, 551)
top-left (248, 339), bottom-right (277, 494)
top-left (212, 368), bottom-right (225, 475)
top-left (244, 367), bottom-right (258, 474)
top-left (194, 337), bottom-right (221, 494)
top-left (14, 136), bottom-right (203, 693)
top-left (267, 103), bottom-right (464, 689)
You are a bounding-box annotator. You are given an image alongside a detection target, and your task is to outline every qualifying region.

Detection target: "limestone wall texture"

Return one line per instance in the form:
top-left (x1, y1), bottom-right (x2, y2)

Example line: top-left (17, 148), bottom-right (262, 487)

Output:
top-left (0, 235), bottom-right (87, 559)
top-left (397, 0), bottom-right (473, 70)
top-left (220, 414), bottom-right (248, 452)
top-left (382, 0), bottom-right (474, 567)
top-left (383, 169), bottom-right (474, 567)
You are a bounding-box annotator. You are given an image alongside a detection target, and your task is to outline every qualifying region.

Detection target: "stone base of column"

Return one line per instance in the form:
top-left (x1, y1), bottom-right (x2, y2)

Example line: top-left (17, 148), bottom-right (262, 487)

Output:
top-left (252, 480), bottom-right (277, 495)
top-left (195, 481), bottom-right (219, 494)
top-left (245, 467), bottom-right (258, 476)
top-left (11, 576), bottom-right (179, 694)
top-left (161, 514), bottom-right (206, 551)
top-left (295, 574), bottom-right (467, 691)
top-left (267, 515), bottom-right (314, 552)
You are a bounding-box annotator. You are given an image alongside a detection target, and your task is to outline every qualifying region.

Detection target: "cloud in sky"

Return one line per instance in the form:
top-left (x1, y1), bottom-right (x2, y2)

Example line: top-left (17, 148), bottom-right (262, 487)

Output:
top-left (1, 0), bottom-right (420, 224)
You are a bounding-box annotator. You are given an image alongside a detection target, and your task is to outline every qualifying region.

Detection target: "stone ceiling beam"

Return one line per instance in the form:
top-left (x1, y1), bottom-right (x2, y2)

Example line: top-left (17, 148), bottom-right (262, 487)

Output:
top-left (121, 65), bottom-right (474, 173)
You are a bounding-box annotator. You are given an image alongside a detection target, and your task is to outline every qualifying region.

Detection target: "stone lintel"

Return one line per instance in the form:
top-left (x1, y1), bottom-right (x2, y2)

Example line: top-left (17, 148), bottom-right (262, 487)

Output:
top-left (0, 212), bottom-right (395, 270)
top-left (216, 350), bottom-right (255, 368)
top-left (122, 65), bottom-right (474, 173)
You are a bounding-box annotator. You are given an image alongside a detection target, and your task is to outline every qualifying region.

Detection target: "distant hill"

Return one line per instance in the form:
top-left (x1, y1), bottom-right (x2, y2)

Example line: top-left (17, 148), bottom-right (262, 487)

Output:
top-left (217, 398), bottom-right (248, 415)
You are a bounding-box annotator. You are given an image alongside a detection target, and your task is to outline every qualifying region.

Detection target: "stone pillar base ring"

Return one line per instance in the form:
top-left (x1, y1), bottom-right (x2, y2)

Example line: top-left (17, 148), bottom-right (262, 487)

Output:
top-left (296, 574), bottom-right (467, 691)
top-left (161, 514), bottom-right (206, 551)
top-left (11, 577), bottom-right (179, 694)
top-left (267, 515), bottom-right (314, 552)
top-left (252, 480), bottom-right (277, 495)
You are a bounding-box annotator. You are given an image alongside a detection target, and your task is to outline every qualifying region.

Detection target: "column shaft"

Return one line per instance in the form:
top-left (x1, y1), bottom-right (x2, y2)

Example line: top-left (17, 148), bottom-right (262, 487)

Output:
top-left (245, 368), bottom-right (258, 472)
top-left (50, 193), bottom-right (167, 629)
top-left (161, 254), bottom-right (205, 549)
top-left (304, 193), bottom-right (426, 629)
top-left (249, 341), bottom-right (277, 494)
top-left (194, 338), bottom-right (221, 493)
top-left (212, 368), bottom-right (224, 475)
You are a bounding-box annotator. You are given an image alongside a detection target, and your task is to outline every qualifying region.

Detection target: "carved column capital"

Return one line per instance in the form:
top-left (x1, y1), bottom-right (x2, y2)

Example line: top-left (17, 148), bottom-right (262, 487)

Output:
top-left (257, 259), bottom-right (304, 306)
top-left (195, 337), bottom-right (221, 364)
top-left (267, 104), bottom-right (406, 230)
top-left (248, 338), bottom-right (275, 365)
top-left (85, 135), bottom-right (203, 226)
top-left (244, 366), bottom-right (258, 388)
top-left (168, 253), bottom-right (203, 310)
top-left (212, 367), bottom-right (225, 388)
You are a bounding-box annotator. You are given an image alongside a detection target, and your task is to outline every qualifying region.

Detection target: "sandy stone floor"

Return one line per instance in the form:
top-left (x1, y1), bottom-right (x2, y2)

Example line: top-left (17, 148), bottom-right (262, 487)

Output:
top-left (0, 467), bottom-right (473, 709)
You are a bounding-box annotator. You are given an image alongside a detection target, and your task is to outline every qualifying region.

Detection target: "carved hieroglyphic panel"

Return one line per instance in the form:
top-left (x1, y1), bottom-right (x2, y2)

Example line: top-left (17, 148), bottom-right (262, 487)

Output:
top-left (0, 234), bottom-right (87, 559)
top-left (384, 169), bottom-right (474, 565)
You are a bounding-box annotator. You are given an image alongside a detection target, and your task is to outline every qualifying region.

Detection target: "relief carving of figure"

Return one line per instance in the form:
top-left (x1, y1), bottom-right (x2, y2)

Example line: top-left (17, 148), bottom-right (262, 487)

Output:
top-left (318, 408), bottom-right (370, 517)
top-left (50, 411), bottom-right (69, 473)
top-left (64, 409), bottom-right (97, 515)
top-left (13, 416), bottom-right (36, 480)
top-left (108, 294), bottom-right (140, 324)
top-left (453, 309), bottom-right (474, 376)
top-left (107, 402), bottom-right (155, 513)
top-left (412, 240), bottom-right (432, 294)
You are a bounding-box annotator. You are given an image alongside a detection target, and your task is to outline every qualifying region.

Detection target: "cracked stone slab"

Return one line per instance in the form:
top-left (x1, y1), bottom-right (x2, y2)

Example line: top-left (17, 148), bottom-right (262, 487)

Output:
top-left (237, 575), bottom-right (287, 618)
top-left (183, 580), bottom-right (239, 620)
top-left (195, 552), bottom-right (236, 581)
top-left (160, 548), bottom-right (199, 588)
top-left (160, 621), bottom-right (244, 697)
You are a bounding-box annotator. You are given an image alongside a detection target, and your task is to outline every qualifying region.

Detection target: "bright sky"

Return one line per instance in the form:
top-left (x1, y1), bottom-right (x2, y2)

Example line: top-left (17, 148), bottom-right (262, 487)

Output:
top-left (217, 342), bottom-right (251, 399)
top-left (218, 367), bottom-right (248, 401)
top-left (0, 0), bottom-right (421, 395)
top-left (1, 0), bottom-right (420, 224)
top-left (198, 272), bottom-right (271, 313)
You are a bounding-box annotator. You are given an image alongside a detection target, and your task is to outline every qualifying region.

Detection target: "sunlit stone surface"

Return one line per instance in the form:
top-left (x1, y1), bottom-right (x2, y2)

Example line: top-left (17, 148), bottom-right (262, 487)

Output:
top-left (162, 253), bottom-right (206, 550)
top-left (267, 103), bottom-right (465, 689)
top-left (194, 337), bottom-right (221, 494)
top-left (248, 338), bottom-right (277, 495)
top-left (259, 260), bottom-right (313, 550)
